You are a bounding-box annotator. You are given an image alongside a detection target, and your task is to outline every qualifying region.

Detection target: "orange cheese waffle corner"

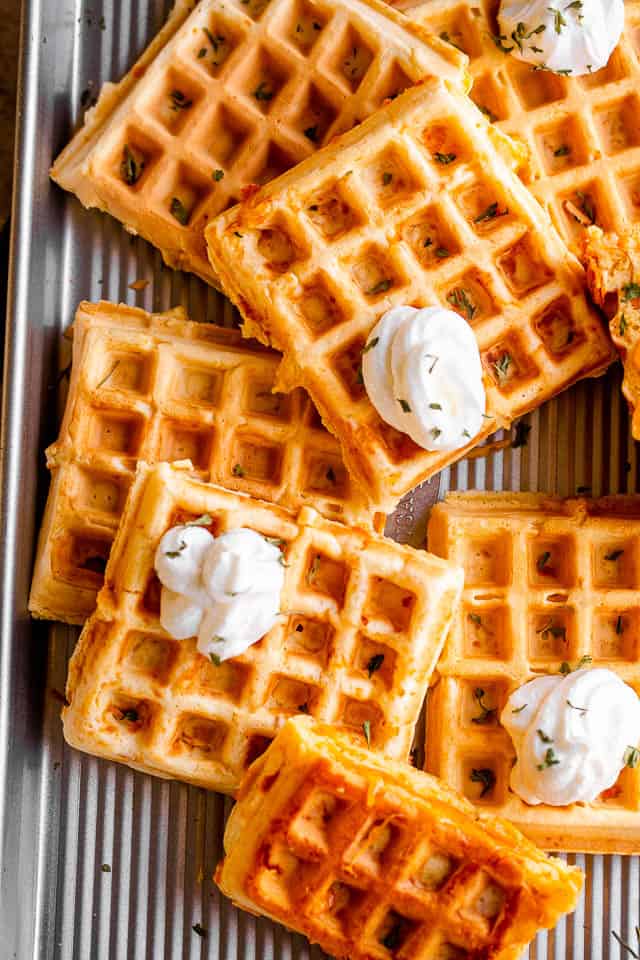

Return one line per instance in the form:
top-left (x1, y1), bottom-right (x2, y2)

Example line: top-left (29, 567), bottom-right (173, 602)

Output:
top-left (62, 461), bottom-right (463, 793)
top-left (28, 300), bottom-right (379, 626)
top-left (426, 491), bottom-right (640, 854)
top-left (206, 77), bottom-right (614, 512)
top-left (402, 0), bottom-right (640, 252)
top-left (215, 715), bottom-right (583, 960)
top-left (580, 223), bottom-right (640, 437)
top-left (50, 0), bottom-right (469, 285)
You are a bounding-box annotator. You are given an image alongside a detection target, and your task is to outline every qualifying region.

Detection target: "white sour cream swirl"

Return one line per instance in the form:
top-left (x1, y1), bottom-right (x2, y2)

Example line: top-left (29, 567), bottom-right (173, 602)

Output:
top-left (154, 526), bottom-right (284, 662)
top-left (361, 306), bottom-right (485, 452)
top-left (501, 668), bottom-right (640, 805)
top-left (498, 0), bottom-right (624, 76)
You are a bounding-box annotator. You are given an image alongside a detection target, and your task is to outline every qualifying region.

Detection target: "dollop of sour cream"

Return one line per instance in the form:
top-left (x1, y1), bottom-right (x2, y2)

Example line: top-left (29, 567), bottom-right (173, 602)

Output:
top-left (361, 306), bottom-right (485, 452)
top-left (154, 525), bottom-right (284, 662)
top-left (498, 0), bottom-right (624, 76)
top-left (502, 668), bottom-right (640, 805)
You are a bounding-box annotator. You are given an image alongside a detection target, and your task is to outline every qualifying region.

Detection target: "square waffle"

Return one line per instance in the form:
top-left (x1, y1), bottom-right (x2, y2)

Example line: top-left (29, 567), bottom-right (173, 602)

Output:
top-left (216, 715), bottom-right (583, 960)
top-left (403, 0), bottom-right (640, 251)
top-left (206, 78), bottom-right (614, 512)
top-left (50, 0), bottom-right (468, 285)
top-left (580, 223), bottom-right (640, 439)
top-left (29, 300), bottom-right (379, 625)
top-left (427, 491), bottom-right (640, 854)
top-left (62, 461), bottom-right (464, 793)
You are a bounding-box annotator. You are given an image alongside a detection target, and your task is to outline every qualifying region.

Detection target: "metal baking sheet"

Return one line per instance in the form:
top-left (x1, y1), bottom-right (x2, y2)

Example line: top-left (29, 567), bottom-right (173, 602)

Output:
top-left (1, 0), bottom-right (639, 957)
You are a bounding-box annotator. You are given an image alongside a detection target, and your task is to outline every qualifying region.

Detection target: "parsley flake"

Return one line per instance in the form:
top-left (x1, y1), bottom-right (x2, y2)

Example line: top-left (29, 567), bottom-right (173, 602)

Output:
top-left (398, 398), bottom-right (411, 413)
top-left (253, 81), bottom-right (274, 101)
top-left (624, 746), bottom-right (640, 768)
top-left (622, 283), bottom-right (640, 302)
top-left (213, 168), bottom-right (224, 181)
top-left (434, 151), bottom-right (457, 164)
top-left (447, 287), bottom-right (476, 321)
top-left (367, 278), bottom-right (392, 296)
top-left (472, 687), bottom-right (496, 725)
top-left (362, 336), bottom-right (379, 354)
top-left (473, 201), bottom-right (508, 223)
top-left (121, 145), bottom-right (142, 185)
top-left (366, 653), bottom-right (385, 677)
top-left (363, 719), bottom-right (371, 747)
top-left (537, 747), bottom-right (560, 770)
top-left (232, 463), bottom-right (245, 477)
top-left (170, 197), bottom-right (189, 225)
top-left (470, 767), bottom-right (496, 797)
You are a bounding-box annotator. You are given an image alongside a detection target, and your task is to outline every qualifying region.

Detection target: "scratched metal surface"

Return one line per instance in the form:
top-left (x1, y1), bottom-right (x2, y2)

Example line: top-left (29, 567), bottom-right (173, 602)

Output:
top-left (1, 0), bottom-right (639, 957)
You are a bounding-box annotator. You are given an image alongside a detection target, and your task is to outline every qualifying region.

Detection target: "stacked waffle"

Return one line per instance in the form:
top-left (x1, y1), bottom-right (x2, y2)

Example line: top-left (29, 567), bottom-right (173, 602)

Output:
top-left (38, 0), bottom-right (640, 951)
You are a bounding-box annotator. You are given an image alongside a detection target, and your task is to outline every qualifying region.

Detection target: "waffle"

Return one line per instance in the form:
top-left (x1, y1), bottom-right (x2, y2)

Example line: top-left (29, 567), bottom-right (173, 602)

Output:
top-left (28, 300), bottom-right (379, 626)
top-left (426, 491), bottom-right (640, 854)
top-left (402, 0), bottom-right (640, 251)
top-left (62, 461), bottom-right (464, 793)
top-left (49, 0), bottom-right (469, 285)
top-left (580, 224), bottom-right (640, 439)
top-left (216, 715), bottom-right (583, 960)
top-left (206, 78), bottom-right (614, 512)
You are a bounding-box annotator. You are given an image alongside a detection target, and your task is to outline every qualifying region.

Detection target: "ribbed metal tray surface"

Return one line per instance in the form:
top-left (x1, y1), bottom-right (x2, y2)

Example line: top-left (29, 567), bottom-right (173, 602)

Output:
top-left (1, 1), bottom-right (639, 957)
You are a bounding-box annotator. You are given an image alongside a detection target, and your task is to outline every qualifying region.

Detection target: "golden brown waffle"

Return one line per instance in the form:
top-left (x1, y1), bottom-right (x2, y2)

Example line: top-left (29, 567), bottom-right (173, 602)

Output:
top-left (50, 0), bottom-right (468, 285)
top-left (427, 491), bottom-right (640, 854)
top-left (216, 715), bottom-right (583, 960)
top-left (62, 461), bottom-right (464, 793)
top-left (29, 300), bottom-right (379, 625)
top-left (206, 78), bottom-right (614, 512)
top-left (580, 223), bottom-right (640, 438)
top-left (403, 0), bottom-right (640, 251)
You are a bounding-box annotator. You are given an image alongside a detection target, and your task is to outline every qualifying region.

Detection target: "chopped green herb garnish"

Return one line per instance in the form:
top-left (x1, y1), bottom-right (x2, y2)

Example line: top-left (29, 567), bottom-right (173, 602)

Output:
top-left (209, 653), bottom-right (221, 666)
top-left (488, 31), bottom-right (515, 52)
top-left (363, 720), bottom-right (371, 747)
top-left (213, 168), bottom-right (224, 181)
top-left (232, 463), bottom-right (245, 477)
top-left (101, 864), bottom-right (111, 872)
top-left (536, 619), bottom-right (566, 639)
top-left (512, 703), bottom-right (528, 714)
top-left (493, 353), bottom-right (512, 383)
top-left (468, 612), bottom-right (482, 625)
top-left (616, 615), bottom-right (624, 634)
top-left (435, 247), bottom-right (450, 258)
top-left (170, 197), bottom-right (189, 225)
top-left (622, 283), bottom-right (640, 302)
top-left (306, 555), bottom-right (320, 584)
top-left (304, 125), bottom-right (319, 142)
top-left (367, 279), bottom-right (392, 296)
top-left (434, 151), bottom-right (457, 164)
top-left (119, 708), bottom-right (139, 723)
top-left (620, 313), bottom-right (628, 336)
top-left (253, 81), bottom-right (274, 101)
top-left (382, 172), bottom-right (393, 185)
top-left (397, 398), bottom-right (411, 413)
top-left (121, 145), bottom-right (142, 185)
top-left (537, 551), bottom-right (551, 571)
top-left (197, 47), bottom-right (207, 58)
top-left (605, 549), bottom-right (624, 561)
top-left (447, 287), bottom-right (476, 321)
top-left (537, 728), bottom-right (553, 743)
top-left (169, 89), bottom-right (193, 111)
top-left (165, 540), bottom-right (187, 559)
top-left (425, 353), bottom-right (439, 374)
top-left (367, 653), bottom-right (385, 677)
top-left (624, 745), bottom-right (640, 768)
top-left (554, 144), bottom-right (571, 157)
top-left (186, 514), bottom-right (213, 527)
top-left (429, 402), bottom-right (442, 410)
top-left (473, 201), bottom-right (508, 223)
top-left (566, 699), bottom-right (588, 715)
top-left (559, 654), bottom-right (592, 674)
top-left (470, 767), bottom-right (496, 797)
top-left (576, 190), bottom-right (595, 224)
top-left (547, 6), bottom-right (567, 33)
top-left (472, 687), bottom-right (496, 725)
top-left (96, 359), bottom-right (120, 389)
top-left (439, 30), bottom-right (464, 51)
top-left (430, 427), bottom-right (442, 440)
top-left (362, 336), bottom-right (379, 354)
top-left (537, 747), bottom-right (560, 770)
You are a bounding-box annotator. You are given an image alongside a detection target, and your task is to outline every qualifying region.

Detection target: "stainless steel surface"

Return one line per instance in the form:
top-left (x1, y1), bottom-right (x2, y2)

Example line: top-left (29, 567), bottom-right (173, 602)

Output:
top-left (1, 0), bottom-right (639, 957)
